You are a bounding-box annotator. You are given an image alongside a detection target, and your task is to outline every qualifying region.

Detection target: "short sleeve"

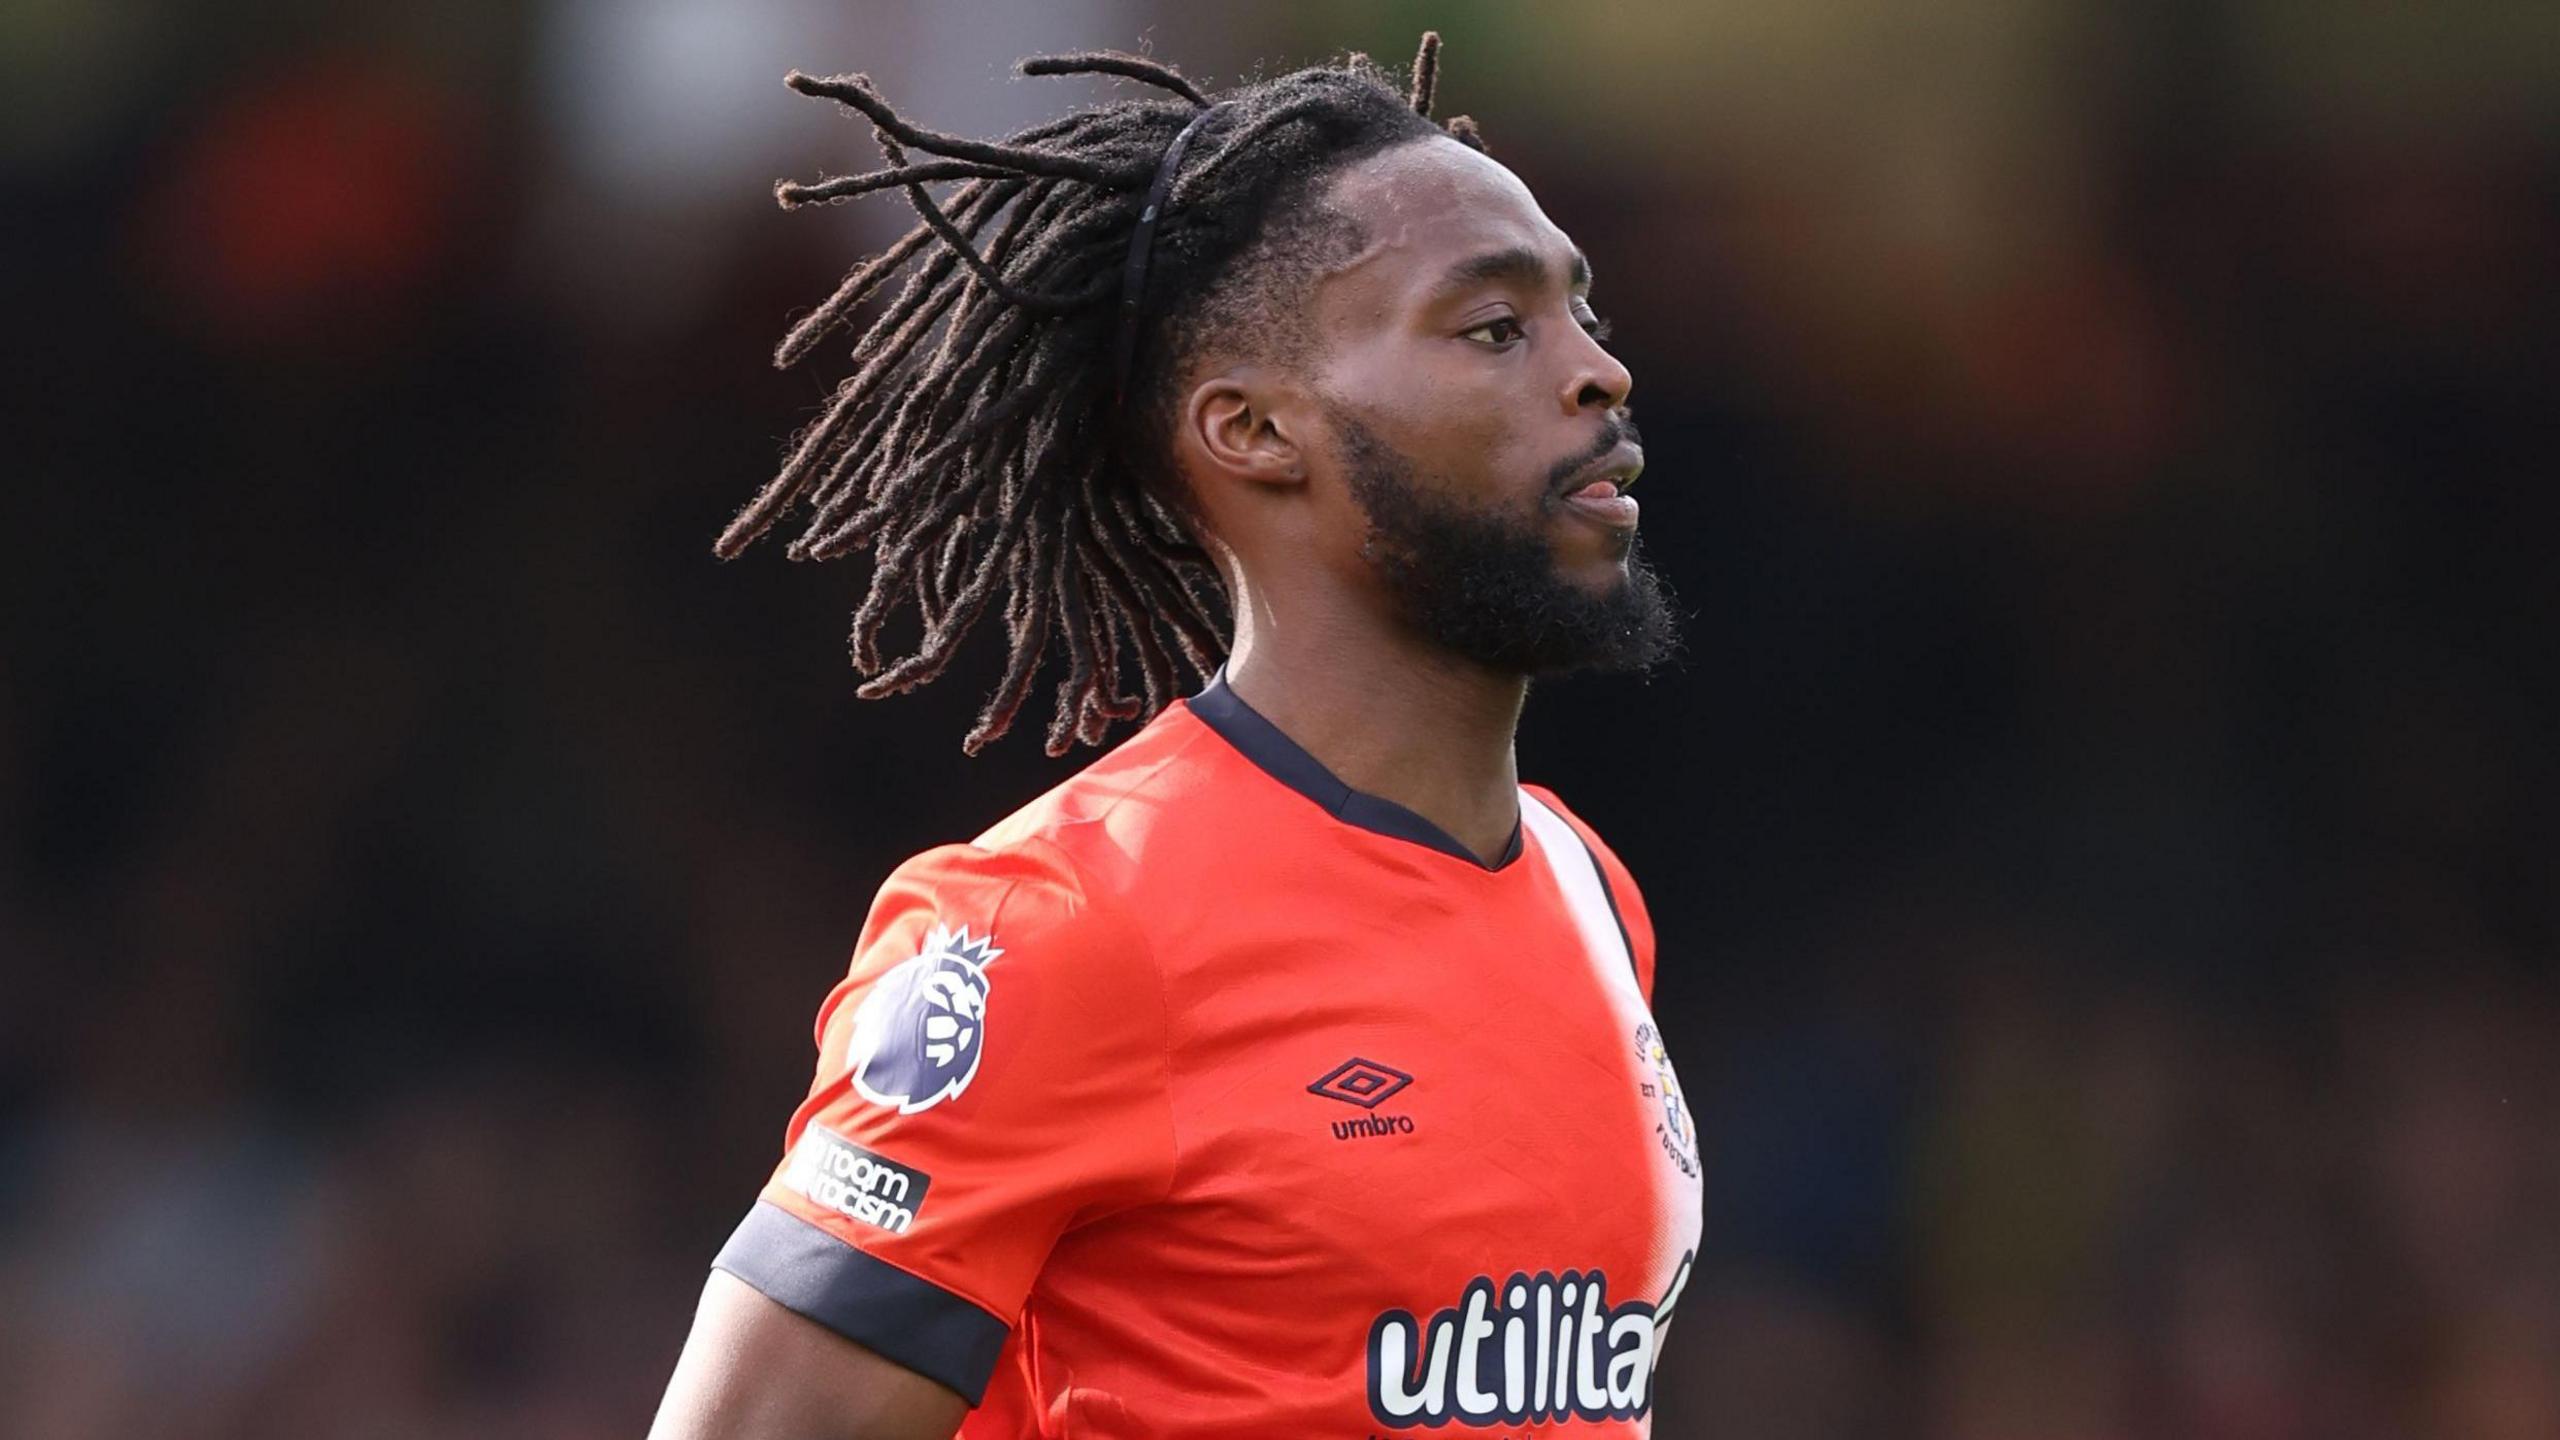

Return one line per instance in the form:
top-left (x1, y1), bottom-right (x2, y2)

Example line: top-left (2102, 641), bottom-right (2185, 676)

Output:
top-left (1521, 784), bottom-right (1659, 1002)
top-left (711, 839), bottom-right (1174, 1404)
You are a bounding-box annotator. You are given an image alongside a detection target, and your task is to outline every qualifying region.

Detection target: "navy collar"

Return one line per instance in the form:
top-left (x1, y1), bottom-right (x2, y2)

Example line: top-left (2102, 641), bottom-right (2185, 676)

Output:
top-left (1186, 672), bottom-right (1525, 872)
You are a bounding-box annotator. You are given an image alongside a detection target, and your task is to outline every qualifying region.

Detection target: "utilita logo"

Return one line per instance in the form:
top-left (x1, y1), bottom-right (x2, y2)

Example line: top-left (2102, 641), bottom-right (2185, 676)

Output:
top-left (1366, 1254), bottom-right (1693, 1426)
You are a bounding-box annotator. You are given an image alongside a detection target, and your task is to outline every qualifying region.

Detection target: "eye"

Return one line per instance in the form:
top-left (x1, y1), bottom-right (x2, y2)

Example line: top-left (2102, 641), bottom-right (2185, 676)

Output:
top-left (1577, 311), bottom-right (1614, 342)
top-left (1460, 315), bottom-right (1526, 346)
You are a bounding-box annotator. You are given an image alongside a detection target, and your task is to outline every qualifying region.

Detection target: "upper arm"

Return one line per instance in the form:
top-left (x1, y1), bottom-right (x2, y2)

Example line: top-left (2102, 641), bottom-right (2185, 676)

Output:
top-left (649, 1270), bottom-right (968, 1440)
top-left (674, 840), bottom-right (1174, 1411)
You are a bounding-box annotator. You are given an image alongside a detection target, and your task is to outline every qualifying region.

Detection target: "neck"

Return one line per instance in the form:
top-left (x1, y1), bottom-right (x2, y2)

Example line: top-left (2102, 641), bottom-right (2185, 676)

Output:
top-left (1219, 580), bottom-right (1526, 866)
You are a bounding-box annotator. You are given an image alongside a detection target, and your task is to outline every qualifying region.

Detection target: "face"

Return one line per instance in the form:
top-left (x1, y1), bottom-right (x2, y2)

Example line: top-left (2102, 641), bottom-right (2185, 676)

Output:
top-left (1297, 139), bottom-right (1674, 674)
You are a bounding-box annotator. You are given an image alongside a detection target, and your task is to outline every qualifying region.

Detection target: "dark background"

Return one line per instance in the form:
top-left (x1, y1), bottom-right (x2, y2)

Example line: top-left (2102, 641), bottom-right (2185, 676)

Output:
top-left (4, 2), bottom-right (2554, 1436)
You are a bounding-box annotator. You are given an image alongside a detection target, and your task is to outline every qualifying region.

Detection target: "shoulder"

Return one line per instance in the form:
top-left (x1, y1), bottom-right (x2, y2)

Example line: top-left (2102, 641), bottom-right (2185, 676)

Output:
top-left (875, 702), bottom-right (1214, 924)
top-left (828, 829), bottom-right (1167, 1076)
top-left (853, 834), bottom-right (1152, 993)
top-left (1520, 783), bottom-right (1646, 899)
top-left (963, 698), bottom-right (1263, 899)
top-left (1521, 781), bottom-right (1659, 993)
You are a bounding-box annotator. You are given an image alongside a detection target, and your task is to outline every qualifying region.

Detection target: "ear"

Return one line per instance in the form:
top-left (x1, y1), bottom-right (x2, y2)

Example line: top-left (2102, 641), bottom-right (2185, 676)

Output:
top-left (1178, 368), bottom-right (1307, 494)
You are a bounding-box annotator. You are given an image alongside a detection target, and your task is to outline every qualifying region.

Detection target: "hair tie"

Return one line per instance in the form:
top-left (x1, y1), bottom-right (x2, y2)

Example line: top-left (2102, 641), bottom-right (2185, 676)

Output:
top-left (1112, 103), bottom-right (1230, 408)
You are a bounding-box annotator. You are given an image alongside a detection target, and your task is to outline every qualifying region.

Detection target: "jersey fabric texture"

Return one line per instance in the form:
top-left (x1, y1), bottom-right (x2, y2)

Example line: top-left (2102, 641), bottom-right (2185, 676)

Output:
top-left (712, 675), bottom-right (1704, 1435)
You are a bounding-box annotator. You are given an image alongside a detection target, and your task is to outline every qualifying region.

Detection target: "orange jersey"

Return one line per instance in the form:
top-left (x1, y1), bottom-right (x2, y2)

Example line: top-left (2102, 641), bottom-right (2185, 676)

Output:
top-left (713, 676), bottom-right (1703, 1435)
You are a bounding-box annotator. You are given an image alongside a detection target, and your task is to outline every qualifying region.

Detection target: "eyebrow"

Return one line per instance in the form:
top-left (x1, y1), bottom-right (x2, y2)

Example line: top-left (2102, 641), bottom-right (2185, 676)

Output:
top-left (1429, 244), bottom-right (1593, 303)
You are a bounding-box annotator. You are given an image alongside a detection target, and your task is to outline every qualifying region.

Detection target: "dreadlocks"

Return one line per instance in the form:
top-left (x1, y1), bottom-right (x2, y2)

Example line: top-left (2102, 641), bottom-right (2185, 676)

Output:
top-left (718, 32), bottom-right (1490, 754)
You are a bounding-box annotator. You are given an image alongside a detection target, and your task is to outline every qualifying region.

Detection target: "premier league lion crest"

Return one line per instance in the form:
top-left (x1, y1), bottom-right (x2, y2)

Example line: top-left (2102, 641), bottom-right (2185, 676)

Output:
top-left (847, 924), bottom-right (998, 1115)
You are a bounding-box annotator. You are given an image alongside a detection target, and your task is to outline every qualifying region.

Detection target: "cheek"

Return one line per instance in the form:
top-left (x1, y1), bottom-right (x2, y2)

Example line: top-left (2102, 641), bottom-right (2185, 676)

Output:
top-left (1317, 338), bottom-right (1549, 507)
top-left (1426, 418), bottom-right (1547, 512)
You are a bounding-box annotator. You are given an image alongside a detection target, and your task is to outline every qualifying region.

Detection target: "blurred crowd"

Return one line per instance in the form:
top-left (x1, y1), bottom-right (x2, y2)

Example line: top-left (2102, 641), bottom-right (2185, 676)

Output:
top-left (3, 2), bottom-right (2552, 1436)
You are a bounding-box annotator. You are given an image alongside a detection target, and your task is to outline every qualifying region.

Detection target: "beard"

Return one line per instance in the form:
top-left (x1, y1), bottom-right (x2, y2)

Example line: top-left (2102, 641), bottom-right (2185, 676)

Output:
top-left (1331, 408), bottom-right (1679, 677)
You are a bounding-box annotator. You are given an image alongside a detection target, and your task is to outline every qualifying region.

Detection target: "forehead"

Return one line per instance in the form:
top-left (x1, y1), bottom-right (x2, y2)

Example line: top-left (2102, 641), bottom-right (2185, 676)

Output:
top-left (1309, 139), bottom-right (1582, 311)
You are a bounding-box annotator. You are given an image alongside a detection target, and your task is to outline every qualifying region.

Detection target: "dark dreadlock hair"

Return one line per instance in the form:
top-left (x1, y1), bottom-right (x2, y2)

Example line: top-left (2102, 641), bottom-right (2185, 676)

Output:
top-left (718, 32), bottom-right (1491, 754)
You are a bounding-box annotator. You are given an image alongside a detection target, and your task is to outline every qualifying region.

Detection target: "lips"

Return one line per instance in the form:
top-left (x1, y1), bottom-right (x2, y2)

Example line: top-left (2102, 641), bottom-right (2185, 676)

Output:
top-left (1556, 441), bottom-right (1645, 531)
top-left (1553, 442), bottom-right (1644, 502)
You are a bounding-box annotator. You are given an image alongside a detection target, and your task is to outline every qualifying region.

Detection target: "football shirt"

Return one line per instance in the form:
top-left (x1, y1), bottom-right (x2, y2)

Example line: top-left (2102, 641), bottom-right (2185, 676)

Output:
top-left (713, 673), bottom-right (1703, 1434)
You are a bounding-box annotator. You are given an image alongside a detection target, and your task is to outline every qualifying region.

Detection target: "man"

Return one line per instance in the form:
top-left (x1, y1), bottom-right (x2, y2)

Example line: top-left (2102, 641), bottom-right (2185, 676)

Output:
top-left (652, 34), bottom-right (1700, 1438)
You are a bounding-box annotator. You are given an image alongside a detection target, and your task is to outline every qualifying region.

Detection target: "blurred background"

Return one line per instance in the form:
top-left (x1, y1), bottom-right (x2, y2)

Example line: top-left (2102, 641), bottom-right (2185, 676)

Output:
top-left (3, 0), bottom-right (2554, 1435)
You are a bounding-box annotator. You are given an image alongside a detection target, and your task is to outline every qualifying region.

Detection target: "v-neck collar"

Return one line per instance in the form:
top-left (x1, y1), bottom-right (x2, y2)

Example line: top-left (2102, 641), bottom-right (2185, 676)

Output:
top-left (1185, 671), bottom-right (1526, 872)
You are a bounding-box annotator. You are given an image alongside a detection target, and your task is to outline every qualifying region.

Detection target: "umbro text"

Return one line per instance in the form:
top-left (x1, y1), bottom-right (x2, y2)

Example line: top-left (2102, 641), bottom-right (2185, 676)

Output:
top-left (1332, 1113), bottom-right (1417, 1141)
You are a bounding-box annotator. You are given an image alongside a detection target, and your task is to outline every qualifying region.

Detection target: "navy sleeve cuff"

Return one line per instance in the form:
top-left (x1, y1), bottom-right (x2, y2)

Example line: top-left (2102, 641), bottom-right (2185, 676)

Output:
top-left (712, 1200), bottom-right (1011, 1404)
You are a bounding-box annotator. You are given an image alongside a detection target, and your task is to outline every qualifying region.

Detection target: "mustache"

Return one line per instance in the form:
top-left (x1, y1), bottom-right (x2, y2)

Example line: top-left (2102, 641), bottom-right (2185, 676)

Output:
top-left (1544, 412), bottom-right (1642, 493)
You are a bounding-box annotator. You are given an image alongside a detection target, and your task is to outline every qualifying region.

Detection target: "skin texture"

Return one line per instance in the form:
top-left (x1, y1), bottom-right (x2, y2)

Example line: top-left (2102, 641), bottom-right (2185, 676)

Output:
top-left (649, 135), bottom-right (1642, 1440)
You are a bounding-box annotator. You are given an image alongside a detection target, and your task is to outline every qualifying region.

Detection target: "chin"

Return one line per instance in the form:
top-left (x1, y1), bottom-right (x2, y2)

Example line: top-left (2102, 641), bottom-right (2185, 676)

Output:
top-left (1551, 542), bottom-right (1635, 590)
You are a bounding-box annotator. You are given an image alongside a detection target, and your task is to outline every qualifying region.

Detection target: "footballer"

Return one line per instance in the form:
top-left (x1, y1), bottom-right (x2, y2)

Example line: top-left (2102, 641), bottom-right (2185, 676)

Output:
top-left (651, 33), bottom-right (1701, 1438)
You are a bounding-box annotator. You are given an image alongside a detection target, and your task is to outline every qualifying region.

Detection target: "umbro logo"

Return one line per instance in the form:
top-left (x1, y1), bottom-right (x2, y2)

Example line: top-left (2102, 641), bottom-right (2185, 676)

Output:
top-left (1308, 1057), bottom-right (1413, 1109)
top-left (1310, 1058), bottom-right (1417, 1142)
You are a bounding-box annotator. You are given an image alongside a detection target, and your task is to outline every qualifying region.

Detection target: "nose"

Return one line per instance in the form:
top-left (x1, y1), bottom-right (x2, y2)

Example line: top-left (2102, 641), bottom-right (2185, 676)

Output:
top-left (1561, 327), bottom-right (1633, 416)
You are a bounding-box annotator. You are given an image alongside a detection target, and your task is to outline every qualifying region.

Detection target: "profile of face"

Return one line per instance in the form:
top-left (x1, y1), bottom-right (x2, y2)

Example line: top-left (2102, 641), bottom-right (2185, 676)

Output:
top-left (1305, 139), bottom-right (1676, 676)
